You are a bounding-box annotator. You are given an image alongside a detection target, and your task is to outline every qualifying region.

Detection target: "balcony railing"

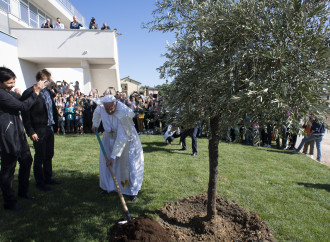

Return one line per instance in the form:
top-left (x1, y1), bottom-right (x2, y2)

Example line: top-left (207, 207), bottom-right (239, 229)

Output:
top-left (56, 0), bottom-right (85, 25)
top-left (0, 0), bottom-right (85, 27)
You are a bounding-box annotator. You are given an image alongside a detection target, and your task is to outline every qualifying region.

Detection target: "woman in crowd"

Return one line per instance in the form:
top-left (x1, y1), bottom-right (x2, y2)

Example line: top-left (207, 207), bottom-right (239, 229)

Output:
top-left (57, 106), bottom-right (65, 135)
top-left (65, 101), bottom-right (75, 133)
top-left (136, 97), bottom-right (145, 134)
top-left (75, 104), bottom-right (83, 134)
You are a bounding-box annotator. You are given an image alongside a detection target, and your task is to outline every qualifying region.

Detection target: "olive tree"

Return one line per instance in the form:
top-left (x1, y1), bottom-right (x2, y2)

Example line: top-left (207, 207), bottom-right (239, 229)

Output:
top-left (146, 0), bottom-right (329, 219)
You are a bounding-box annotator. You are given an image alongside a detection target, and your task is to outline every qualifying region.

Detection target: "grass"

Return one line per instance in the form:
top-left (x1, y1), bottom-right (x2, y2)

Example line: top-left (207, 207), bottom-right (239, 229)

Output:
top-left (0, 134), bottom-right (329, 241)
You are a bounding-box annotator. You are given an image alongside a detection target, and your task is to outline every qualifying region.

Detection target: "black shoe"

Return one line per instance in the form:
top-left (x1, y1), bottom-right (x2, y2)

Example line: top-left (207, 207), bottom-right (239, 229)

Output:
top-left (36, 184), bottom-right (53, 192)
top-left (191, 152), bottom-right (197, 157)
top-left (179, 148), bottom-right (186, 151)
top-left (45, 179), bottom-right (62, 185)
top-left (4, 203), bottom-right (23, 211)
top-left (18, 192), bottom-right (35, 200)
top-left (100, 190), bottom-right (109, 195)
top-left (129, 195), bottom-right (138, 201)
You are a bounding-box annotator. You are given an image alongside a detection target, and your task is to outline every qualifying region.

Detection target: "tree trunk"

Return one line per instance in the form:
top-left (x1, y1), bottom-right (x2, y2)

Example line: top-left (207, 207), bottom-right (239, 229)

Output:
top-left (207, 116), bottom-right (220, 219)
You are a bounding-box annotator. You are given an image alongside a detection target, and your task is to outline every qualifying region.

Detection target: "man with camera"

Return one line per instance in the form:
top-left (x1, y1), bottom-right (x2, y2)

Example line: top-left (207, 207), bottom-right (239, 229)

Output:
top-left (21, 69), bottom-right (60, 193)
top-left (89, 17), bottom-right (99, 30)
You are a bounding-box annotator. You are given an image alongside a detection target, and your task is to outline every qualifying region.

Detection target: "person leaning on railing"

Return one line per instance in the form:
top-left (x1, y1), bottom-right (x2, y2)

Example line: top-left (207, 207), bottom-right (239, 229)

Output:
top-left (70, 16), bottom-right (83, 29)
top-left (53, 17), bottom-right (64, 29)
top-left (89, 17), bottom-right (98, 30)
top-left (41, 18), bottom-right (53, 28)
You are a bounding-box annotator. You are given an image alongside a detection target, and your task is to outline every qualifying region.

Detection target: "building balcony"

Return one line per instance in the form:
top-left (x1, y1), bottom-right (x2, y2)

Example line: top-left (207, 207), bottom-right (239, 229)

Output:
top-left (10, 28), bottom-right (117, 68)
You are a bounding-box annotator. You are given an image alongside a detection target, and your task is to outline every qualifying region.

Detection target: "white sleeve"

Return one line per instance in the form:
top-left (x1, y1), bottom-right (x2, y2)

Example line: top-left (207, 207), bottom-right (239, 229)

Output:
top-left (111, 120), bottom-right (129, 158)
top-left (92, 106), bottom-right (102, 128)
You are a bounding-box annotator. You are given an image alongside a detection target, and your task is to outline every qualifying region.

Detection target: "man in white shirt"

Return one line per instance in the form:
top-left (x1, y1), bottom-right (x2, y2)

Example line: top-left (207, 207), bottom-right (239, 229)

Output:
top-left (53, 17), bottom-right (64, 29)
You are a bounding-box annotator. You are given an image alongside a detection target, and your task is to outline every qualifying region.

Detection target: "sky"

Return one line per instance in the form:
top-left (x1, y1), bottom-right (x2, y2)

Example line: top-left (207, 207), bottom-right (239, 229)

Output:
top-left (69, 0), bottom-right (175, 87)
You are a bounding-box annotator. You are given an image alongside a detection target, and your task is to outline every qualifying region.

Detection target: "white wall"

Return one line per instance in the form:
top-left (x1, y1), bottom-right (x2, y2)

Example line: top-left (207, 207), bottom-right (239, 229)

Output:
top-left (48, 67), bottom-right (84, 92)
top-left (11, 28), bottom-right (116, 65)
top-left (0, 31), bottom-right (38, 91)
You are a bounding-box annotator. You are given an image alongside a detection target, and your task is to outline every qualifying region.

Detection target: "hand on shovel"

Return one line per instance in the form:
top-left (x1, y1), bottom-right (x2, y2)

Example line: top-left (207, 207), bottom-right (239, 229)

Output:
top-left (107, 158), bottom-right (114, 168)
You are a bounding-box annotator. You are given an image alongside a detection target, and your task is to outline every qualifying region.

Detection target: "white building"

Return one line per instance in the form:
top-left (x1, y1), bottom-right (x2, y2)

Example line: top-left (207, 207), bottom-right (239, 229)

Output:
top-left (0, 0), bottom-right (121, 94)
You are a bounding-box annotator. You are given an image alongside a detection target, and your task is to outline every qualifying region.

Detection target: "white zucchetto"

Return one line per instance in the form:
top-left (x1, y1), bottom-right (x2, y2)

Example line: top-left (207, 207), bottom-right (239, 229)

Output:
top-left (101, 95), bottom-right (117, 103)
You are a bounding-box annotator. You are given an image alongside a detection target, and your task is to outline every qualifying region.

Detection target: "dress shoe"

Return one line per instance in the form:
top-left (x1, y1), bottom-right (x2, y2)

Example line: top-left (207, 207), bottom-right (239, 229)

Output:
top-left (191, 152), bottom-right (197, 157)
top-left (129, 195), bottom-right (138, 201)
top-left (45, 179), bottom-right (62, 185)
top-left (4, 203), bottom-right (23, 211)
top-left (100, 190), bottom-right (109, 195)
top-left (18, 192), bottom-right (35, 200)
top-left (36, 184), bottom-right (53, 192)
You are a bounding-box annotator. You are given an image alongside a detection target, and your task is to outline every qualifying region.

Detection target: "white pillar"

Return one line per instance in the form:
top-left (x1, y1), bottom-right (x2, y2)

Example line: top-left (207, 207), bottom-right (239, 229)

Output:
top-left (81, 60), bottom-right (92, 93)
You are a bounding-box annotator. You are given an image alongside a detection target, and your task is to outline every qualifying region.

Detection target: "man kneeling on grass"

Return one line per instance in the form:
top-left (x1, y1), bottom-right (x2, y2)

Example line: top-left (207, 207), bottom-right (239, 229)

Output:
top-left (92, 95), bottom-right (144, 201)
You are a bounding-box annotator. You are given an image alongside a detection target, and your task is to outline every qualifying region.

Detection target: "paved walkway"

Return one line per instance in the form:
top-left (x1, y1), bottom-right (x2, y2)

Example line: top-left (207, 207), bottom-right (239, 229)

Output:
top-left (295, 131), bottom-right (330, 167)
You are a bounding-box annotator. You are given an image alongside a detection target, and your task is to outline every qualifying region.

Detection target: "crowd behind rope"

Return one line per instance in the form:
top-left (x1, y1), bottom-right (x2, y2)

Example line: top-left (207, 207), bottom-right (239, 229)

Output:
top-left (52, 81), bottom-right (165, 135)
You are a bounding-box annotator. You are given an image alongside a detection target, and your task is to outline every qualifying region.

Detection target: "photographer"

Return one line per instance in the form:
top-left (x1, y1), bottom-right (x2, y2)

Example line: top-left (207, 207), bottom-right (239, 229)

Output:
top-left (89, 17), bottom-right (98, 30)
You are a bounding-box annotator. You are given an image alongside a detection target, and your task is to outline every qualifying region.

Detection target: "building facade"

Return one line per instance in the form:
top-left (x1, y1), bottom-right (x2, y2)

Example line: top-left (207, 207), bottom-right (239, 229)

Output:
top-left (0, 0), bottom-right (121, 93)
top-left (121, 76), bottom-right (141, 96)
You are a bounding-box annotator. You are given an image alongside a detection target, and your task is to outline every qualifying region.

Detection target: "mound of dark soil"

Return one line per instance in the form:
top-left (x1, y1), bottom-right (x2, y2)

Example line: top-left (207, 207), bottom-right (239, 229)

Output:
top-left (108, 214), bottom-right (171, 242)
top-left (158, 193), bottom-right (275, 241)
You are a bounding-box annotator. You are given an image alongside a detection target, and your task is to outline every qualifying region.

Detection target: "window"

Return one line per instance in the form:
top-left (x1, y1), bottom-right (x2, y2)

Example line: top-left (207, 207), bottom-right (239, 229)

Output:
top-left (29, 3), bottom-right (38, 28)
top-left (38, 15), bottom-right (45, 27)
top-left (38, 9), bottom-right (45, 27)
top-left (20, 1), bottom-right (28, 23)
top-left (0, 0), bottom-right (9, 12)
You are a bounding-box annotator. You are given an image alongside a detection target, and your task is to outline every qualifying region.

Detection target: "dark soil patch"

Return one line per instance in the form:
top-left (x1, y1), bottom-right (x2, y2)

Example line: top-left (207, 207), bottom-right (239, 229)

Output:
top-left (108, 214), bottom-right (171, 242)
top-left (108, 193), bottom-right (274, 241)
top-left (158, 193), bottom-right (275, 241)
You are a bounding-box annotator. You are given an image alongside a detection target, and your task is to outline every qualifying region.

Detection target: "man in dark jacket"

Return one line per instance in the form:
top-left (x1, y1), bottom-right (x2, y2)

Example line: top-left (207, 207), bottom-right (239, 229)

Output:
top-left (0, 67), bottom-right (44, 210)
top-left (22, 69), bottom-right (60, 193)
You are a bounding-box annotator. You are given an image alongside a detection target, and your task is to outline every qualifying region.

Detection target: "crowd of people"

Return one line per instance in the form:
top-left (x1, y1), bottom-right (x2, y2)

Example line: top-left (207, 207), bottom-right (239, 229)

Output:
top-left (0, 67), bottom-right (148, 210)
top-left (41, 15), bottom-right (122, 36)
top-left (52, 81), bottom-right (166, 136)
top-left (0, 66), bottom-right (326, 211)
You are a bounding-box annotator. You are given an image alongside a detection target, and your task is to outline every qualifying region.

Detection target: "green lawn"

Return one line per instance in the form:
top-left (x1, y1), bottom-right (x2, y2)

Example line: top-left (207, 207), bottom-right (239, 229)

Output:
top-left (0, 134), bottom-right (329, 241)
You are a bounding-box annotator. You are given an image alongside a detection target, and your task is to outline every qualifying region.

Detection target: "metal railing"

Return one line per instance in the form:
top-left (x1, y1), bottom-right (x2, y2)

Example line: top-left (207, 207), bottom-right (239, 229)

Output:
top-left (55, 0), bottom-right (85, 25)
top-left (0, 0), bottom-right (86, 27)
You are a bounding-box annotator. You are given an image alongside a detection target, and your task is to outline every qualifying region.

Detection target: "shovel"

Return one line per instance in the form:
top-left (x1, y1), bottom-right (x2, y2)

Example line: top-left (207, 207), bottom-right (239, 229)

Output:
top-left (95, 132), bottom-right (132, 223)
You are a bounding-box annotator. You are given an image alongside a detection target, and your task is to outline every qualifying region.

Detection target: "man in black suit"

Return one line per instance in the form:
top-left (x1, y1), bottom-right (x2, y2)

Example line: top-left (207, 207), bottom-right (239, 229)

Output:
top-left (22, 69), bottom-right (60, 192)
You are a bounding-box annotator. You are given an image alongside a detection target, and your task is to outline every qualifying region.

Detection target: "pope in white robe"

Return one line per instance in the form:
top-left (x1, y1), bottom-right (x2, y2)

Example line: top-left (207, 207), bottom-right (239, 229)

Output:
top-left (92, 95), bottom-right (144, 200)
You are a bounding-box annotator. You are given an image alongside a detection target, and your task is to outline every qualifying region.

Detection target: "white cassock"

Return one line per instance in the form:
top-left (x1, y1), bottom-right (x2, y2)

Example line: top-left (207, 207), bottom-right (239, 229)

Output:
top-left (92, 101), bottom-right (144, 196)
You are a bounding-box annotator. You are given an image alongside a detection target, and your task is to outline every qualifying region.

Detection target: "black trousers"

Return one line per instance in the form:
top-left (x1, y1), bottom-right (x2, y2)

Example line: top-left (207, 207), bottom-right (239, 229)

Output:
top-left (66, 120), bottom-right (74, 133)
top-left (261, 124), bottom-right (273, 146)
top-left (33, 126), bottom-right (54, 185)
top-left (0, 144), bottom-right (33, 206)
top-left (180, 127), bottom-right (198, 153)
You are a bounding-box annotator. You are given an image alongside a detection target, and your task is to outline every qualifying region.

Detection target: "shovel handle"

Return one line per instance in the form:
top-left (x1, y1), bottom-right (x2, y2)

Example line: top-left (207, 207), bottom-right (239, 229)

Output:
top-left (95, 132), bottom-right (132, 222)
